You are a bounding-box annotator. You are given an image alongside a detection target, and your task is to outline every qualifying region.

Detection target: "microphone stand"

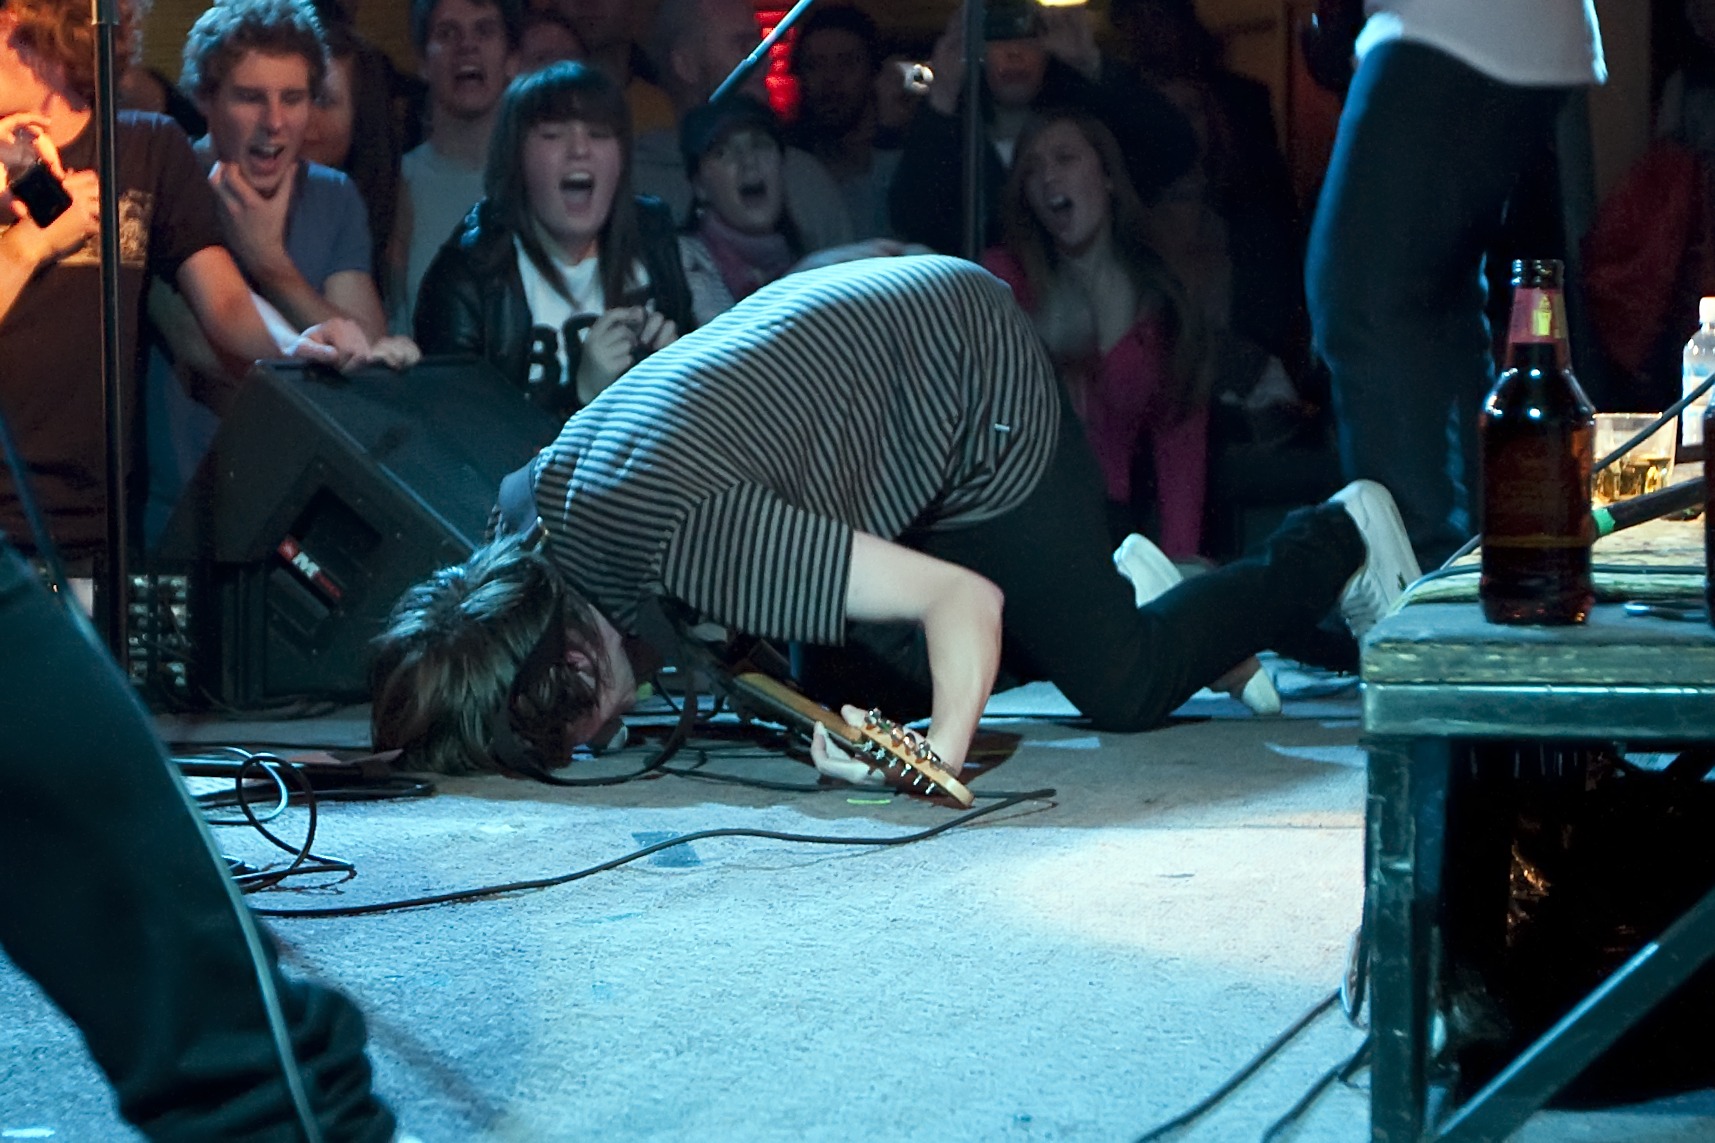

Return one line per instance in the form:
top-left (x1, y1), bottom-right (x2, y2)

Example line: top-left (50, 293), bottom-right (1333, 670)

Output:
top-left (709, 0), bottom-right (819, 108)
top-left (960, 0), bottom-right (986, 262)
top-left (92, 0), bottom-right (129, 666)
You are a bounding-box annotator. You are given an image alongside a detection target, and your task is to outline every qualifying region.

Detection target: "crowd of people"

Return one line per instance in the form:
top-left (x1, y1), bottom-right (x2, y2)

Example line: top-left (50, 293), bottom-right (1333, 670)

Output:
top-left (0, 0), bottom-right (1610, 1138)
top-left (5, 0), bottom-right (1335, 570)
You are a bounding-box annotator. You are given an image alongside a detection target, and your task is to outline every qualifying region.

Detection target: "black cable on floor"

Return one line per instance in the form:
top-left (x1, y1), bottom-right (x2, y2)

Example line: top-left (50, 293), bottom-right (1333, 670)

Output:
top-left (1133, 989), bottom-right (1340, 1142)
top-left (658, 742), bottom-right (1062, 801)
top-left (225, 754), bottom-right (355, 893)
top-left (1258, 1034), bottom-right (1372, 1142)
top-left (253, 787), bottom-right (1056, 919)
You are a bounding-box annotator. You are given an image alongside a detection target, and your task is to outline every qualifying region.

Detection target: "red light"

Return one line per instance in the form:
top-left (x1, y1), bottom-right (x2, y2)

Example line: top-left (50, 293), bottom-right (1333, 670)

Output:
top-left (755, 8), bottom-right (799, 119)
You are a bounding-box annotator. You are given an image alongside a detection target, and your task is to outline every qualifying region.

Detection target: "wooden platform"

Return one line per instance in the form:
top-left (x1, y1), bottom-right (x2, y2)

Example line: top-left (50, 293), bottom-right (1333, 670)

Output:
top-left (1401, 512), bottom-right (1705, 606)
top-left (1360, 512), bottom-right (1715, 1142)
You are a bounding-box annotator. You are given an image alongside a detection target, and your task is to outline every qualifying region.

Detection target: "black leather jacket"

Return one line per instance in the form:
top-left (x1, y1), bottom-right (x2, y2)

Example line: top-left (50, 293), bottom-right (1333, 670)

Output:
top-left (413, 195), bottom-right (692, 416)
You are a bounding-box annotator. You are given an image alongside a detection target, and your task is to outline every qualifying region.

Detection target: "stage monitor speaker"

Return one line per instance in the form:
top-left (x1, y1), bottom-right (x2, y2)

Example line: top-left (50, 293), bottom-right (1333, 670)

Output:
top-left (154, 357), bottom-right (561, 708)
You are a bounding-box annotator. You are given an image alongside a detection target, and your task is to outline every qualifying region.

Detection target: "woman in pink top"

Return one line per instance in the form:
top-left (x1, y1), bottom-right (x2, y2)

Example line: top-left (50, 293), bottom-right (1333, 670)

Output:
top-left (984, 109), bottom-right (1280, 713)
top-left (983, 109), bottom-right (1210, 560)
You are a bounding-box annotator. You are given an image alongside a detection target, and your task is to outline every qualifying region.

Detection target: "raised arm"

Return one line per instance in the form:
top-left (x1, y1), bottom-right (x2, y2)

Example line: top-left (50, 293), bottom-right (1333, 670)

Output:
top-left (840, 531), bottom-right (1003, 773)
top-left (0, 114), bottom-right (96, 325)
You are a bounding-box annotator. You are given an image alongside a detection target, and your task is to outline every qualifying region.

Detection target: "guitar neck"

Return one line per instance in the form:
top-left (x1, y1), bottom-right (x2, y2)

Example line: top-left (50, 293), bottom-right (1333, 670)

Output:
top-left (729, 671), bottom-right (865, 746)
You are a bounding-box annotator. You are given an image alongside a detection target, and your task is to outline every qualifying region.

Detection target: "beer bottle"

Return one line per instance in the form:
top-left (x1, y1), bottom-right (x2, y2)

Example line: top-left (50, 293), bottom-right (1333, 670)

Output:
top-left (1479, 259), bottom-right (1596, 625)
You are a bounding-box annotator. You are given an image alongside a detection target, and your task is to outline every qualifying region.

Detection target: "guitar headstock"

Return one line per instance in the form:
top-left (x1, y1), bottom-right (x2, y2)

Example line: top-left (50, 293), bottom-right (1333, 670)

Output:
top-left (849, 709), bottom-right (974, 807)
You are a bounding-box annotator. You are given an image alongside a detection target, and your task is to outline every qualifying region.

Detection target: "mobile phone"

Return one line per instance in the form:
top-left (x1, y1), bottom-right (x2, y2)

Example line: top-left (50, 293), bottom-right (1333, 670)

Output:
top-left (10, 162), bottom-right (72, 227)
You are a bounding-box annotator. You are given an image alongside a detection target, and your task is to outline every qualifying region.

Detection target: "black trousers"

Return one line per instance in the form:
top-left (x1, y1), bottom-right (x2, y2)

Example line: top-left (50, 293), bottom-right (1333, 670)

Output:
top-left (0, 541), bottom-right (394, 1142)
top-left (809, 399), bottom-right (1367, 728)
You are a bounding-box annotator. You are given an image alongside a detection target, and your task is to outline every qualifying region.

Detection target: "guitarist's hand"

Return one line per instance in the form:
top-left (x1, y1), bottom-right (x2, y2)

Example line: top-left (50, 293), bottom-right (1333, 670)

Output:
top-left (810, 704), bottom-right (965, 787)
top-left (842, 533), bottom-right (998, 778)
top-left (810, 708), bottom-right (885, 786)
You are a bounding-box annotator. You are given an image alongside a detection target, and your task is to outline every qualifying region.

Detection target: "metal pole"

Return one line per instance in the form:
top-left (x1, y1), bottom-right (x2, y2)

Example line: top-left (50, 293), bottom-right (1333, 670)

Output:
top-left (92, 0), bottom-right (128, 666)
top-left (709, 0), bottom-right (820, 108)
top-left (960, 0), bottom-right (986, 262)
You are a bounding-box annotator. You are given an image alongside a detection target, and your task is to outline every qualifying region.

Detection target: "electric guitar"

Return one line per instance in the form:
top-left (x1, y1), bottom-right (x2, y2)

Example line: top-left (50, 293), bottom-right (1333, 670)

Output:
top-left (642, 599), bottom-right (976, 805)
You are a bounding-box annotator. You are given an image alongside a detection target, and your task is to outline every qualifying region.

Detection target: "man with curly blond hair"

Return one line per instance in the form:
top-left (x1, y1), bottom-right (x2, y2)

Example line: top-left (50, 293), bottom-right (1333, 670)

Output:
top-left (0, 0), bottom-right (373, 565)
top-left (175, 0), bottom-right (406, 344)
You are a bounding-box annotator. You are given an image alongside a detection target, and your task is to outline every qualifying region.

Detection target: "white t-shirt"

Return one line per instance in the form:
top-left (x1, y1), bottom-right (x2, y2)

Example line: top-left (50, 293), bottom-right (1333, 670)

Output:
top-left (513, 239), bottom-right (651, 402)
top-left (1358, 0), bottom-right (1606, 87)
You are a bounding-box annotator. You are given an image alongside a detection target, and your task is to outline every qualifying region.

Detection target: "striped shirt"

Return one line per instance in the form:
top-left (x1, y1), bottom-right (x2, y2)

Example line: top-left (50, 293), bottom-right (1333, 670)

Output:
top-left (527, 255), bottom-right (1061, 644)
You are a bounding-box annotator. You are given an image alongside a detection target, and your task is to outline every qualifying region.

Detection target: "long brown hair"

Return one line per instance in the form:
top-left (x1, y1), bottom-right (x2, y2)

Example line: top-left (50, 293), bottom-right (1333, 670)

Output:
top-left (486, 60), bottom-right (643, 307)
top-left (999, 108), bottom-right (1208, 417)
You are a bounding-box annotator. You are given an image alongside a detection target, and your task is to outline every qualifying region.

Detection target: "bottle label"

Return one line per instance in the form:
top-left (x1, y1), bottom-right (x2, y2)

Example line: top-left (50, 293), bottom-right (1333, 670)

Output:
top-left (1507, 288), bottom-right (1566, 345)
top-left (1482, 420), bottom-right (1595, 549)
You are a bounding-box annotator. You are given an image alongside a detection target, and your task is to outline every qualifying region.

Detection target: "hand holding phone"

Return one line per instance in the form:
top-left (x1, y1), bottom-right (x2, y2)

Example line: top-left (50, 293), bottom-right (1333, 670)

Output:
top-left (9, 162), bottom-right (73, 227)
top-left (0, 114), bottom-right (72, 226)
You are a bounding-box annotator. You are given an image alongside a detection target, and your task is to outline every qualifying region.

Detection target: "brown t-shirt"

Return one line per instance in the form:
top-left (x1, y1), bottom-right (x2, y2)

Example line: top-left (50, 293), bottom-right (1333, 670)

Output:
top-left (0, 113), bottom-right (224, 558)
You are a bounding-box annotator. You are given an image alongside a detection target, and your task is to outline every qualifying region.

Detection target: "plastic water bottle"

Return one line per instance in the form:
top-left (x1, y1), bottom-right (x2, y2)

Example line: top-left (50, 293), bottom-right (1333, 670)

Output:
top-left (1682, 297), bottom-right (1715, 456)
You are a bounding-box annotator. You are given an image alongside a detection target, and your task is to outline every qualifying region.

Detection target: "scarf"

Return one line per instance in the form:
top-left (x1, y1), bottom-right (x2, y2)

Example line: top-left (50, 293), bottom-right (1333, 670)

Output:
top-left (696, 211), bottom-right (796, 304)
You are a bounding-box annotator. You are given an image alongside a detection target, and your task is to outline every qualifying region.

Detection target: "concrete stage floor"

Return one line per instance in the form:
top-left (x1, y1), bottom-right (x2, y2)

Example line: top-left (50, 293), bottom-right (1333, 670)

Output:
top-left (3, 666), bottom-right (1713, 1142)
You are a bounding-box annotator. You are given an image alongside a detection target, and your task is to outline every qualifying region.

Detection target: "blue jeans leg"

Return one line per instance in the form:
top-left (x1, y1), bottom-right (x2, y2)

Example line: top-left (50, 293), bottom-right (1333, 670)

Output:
top-left (0, 542), bottom-right (395, 1142)
top-left (1306, 39), bottom-right (1570, 570)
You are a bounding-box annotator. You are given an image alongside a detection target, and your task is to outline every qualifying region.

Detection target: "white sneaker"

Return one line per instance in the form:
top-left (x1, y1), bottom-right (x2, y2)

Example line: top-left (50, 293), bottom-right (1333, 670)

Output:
top-left (1113, 534), bottom-right (1281, 715)
top-left (1113, 532), bottom-right (1181, 606)
top-left (1331, 480), bottom-right (1421, 639)
top-left (1237, 668), bottom-right (1282, 716)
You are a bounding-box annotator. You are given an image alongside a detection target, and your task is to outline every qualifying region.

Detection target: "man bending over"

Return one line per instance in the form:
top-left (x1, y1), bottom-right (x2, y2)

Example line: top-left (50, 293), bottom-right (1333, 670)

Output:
top-left (370, 256), bottom-right (1419, 778)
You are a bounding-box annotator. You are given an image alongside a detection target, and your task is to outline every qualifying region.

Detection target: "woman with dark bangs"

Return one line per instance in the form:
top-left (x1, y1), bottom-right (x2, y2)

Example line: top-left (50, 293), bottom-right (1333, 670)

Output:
top-left (414, 60), bottom-right (692, 418)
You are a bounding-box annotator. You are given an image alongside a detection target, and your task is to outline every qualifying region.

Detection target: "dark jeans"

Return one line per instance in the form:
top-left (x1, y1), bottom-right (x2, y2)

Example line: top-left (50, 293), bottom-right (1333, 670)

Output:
top-left (1306, 39), bottom-right (1571, 570)
top-left (807, 401), bottom-right (1366, 729)
top-left (0, 541), bottom-right (394, 1142)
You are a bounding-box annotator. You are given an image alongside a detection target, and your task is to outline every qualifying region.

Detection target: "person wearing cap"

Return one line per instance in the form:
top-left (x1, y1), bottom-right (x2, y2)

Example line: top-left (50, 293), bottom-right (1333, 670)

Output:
top-left (413, 60), bottom-right (692, 417)
top-left (677, 94), bottom-right (925, 326)
top-left (634, 0), bottom-right (854, 254)
top-left (887, 0), bottom-right (1197, 257)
